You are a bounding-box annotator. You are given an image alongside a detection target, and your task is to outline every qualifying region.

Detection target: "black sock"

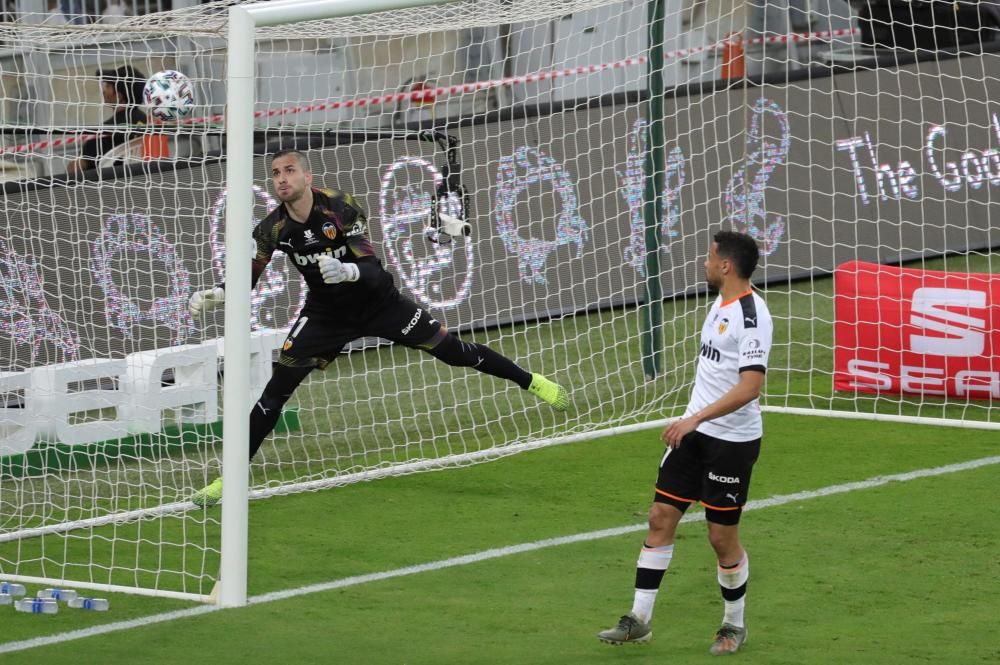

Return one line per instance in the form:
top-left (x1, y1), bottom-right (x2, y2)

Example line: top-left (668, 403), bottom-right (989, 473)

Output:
top-left (248, 364), bottom-right (312, 460)
top-left (427, 334), bottom-right (532, 388)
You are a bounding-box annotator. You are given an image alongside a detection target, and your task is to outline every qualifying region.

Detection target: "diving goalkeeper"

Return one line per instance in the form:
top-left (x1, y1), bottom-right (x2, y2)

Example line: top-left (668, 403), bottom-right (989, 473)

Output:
top-left (189, 149), bottom-right (569, 507)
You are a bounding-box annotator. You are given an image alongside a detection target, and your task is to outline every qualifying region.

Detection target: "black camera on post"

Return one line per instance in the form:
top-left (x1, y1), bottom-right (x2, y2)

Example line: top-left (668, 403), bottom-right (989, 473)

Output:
top-left (419, 130), bottom-right (472, 244)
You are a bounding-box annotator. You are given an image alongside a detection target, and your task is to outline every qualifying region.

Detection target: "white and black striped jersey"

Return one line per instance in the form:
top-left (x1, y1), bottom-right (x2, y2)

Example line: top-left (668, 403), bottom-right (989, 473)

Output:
top-left (683, 289), bottom-right (773, 442)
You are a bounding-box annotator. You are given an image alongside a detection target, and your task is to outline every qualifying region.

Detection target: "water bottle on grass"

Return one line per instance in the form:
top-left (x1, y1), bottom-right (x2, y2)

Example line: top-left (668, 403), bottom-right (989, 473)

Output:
top-left (68, 597), bottom-right (110, 611)
top-left (0, 581), bottom-right (26, 597)
top-left (37, 588), bottom-right (78, 603)
top-left (14, 598), bottom-right (58, 614)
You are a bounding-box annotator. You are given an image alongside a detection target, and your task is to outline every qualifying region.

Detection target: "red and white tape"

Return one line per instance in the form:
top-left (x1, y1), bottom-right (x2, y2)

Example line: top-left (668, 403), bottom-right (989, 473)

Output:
top-left (0, 28), bottom-right (858, 157)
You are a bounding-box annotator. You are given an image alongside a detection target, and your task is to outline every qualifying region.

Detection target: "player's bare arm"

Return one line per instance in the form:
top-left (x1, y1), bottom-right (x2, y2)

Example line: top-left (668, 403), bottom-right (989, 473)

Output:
top-left (662, 370), bottom-right (764, 448)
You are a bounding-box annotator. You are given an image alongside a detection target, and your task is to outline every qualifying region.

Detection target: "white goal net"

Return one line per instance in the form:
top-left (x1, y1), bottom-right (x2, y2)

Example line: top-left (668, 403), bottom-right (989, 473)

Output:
top-left (0, 0), bottom-right (998, 601)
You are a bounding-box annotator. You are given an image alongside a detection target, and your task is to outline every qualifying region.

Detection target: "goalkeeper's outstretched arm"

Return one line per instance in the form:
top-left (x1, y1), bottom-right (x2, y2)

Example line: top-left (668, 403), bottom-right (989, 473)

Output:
top-left (189, 222), bottom-right (276, 316)
top-left (187, 257), bottom-right (271, 316)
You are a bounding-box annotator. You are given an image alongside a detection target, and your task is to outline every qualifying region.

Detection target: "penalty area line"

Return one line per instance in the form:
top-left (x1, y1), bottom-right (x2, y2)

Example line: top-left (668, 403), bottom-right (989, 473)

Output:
top-left (2, 454), bottom-right (998, 655)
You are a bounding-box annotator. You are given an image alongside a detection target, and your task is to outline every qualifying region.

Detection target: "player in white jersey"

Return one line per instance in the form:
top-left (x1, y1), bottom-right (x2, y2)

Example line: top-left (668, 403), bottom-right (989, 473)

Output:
top-left (598, 231), bottom-right (772, 655)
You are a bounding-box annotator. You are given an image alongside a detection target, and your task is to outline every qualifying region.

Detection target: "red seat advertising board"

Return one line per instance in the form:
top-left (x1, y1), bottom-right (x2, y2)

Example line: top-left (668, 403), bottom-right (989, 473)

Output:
top-left (834, 261), bottom-right (999, 399)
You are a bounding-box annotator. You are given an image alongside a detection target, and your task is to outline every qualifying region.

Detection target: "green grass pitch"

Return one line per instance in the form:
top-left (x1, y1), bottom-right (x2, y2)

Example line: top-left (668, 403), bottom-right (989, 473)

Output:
top-left (2, 413), bottom-right (999, 664)
top-left (1, 252), bottom-right (998, 662)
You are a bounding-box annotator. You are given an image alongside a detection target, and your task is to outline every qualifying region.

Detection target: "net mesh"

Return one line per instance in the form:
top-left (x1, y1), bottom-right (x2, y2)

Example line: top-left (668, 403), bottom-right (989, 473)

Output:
top-left (1, 0), bottom-right (998, 598)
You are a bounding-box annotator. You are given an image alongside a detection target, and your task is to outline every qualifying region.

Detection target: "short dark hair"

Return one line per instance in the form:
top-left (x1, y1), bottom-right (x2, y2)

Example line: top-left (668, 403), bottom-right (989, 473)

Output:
top-left (96, 65), bottom-right (146, 105)
top-left (713, 230), bottom-right (760, 279)
top-left (270, 149), bottom-right (310, 170)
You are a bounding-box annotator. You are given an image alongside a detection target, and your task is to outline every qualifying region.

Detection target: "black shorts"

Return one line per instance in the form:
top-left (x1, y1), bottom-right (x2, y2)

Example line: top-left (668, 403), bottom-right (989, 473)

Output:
top-left (278, 293), bottom-right (448, 368)
top-left (654, 430), bottom-right (761, 525)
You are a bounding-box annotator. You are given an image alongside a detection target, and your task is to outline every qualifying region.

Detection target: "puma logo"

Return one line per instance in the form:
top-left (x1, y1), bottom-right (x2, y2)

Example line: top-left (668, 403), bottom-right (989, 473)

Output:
top-left (726, 492), bottom-right (739, 503)
top-left (744, 316), bottom-right (756, 326)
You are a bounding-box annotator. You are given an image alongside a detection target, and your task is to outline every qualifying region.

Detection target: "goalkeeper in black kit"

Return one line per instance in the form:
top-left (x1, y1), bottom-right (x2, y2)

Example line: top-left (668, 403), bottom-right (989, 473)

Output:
top-left (189, 149), bottom-right (569, 507)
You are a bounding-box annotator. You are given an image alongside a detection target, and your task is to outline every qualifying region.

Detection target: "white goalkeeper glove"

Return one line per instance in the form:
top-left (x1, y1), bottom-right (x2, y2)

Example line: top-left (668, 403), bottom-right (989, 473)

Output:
top-left (318, 255), bottom-right (360, 284)
top-left (188, 286), bottom-right (226, 317)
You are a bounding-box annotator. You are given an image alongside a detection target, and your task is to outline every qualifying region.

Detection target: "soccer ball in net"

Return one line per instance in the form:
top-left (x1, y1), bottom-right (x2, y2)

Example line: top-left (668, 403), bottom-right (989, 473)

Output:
top-left (142, 70), bottom-right (195, 123)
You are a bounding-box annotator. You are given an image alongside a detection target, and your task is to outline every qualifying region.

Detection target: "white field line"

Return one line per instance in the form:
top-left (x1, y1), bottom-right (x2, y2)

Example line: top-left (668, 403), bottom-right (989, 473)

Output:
top-left (1, 454), bottom-right (997, 655)
top-left (7, 411), bottom-right (992, 545)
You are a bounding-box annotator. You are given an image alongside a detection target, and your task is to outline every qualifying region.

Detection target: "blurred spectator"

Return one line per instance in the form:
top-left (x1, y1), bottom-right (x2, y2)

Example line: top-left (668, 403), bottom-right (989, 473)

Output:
top-left (59, 0), bottom-right (86, 25)
top-left (68, 65), bottom-right (147, 176)
top-left (101, 0), bottom-right (128, 24)
top-left (42, 0), bottom-right (68, 24)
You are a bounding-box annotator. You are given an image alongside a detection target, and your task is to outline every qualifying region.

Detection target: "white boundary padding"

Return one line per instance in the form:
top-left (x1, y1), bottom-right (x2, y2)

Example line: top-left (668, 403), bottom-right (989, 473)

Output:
top-left (30, 359), bottom-right (131, 446)
top-left (123, 344), bottom-right (219, 433)
top-left (208, 329), bottom-right (286, 402)
top-left (0, 371), bottom-right (35, 457)
top-left (221, 0), bottom-right (454, 609)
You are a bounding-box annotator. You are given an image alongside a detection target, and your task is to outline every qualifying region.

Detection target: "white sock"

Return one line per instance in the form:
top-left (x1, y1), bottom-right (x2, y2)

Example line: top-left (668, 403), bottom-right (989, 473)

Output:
top-left (723, 597), bottom-right (745, 628)
top-left (717, 552), bottom-right (749, 628)
top-left (630, 543), bottom-right (674, 623)
top-left (631, 588), bottom-right (659, 624)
